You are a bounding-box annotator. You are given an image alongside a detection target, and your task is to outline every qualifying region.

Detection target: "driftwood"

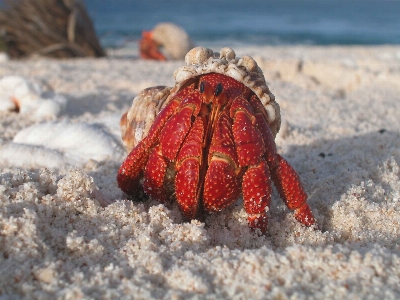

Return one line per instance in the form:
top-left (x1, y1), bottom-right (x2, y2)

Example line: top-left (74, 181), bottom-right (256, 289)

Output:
top-left (0, 0), bottom-right (105, 58)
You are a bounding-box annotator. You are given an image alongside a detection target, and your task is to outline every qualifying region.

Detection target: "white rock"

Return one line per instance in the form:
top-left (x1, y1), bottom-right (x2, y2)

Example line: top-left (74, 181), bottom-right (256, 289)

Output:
top-left (0, 76), bottom-right (67, 120)
top-left (0, 143), bottom-right (65, 169)
top-left (0, 95), bottom-right (15, 112)
top-left (0, 121), bottom-right (125, 169)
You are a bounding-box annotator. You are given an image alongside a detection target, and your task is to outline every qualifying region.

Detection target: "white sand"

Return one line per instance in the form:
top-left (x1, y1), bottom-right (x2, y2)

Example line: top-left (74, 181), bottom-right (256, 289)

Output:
top-left (1, 45), bottom-right (400, 299)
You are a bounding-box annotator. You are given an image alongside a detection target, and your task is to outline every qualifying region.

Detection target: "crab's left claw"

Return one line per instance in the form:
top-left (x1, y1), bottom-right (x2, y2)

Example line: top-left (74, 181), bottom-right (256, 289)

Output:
top-left (139, 31), bottom-right (166, 61)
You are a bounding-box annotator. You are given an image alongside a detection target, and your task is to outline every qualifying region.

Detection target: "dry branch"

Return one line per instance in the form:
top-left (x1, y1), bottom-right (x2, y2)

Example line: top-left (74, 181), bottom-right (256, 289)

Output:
top-left (0, 0), bottom-right (105, 58)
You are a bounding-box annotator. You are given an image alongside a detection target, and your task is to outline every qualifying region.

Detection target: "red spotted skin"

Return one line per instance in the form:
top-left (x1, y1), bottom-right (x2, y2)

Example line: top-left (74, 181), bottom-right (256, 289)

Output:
top-left (117, 73), bottom-right (315, 234)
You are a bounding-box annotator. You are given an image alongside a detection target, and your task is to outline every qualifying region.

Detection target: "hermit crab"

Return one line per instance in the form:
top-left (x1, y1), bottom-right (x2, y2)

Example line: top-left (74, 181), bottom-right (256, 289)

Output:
top-left (117, 47), bottom-right (315, 233)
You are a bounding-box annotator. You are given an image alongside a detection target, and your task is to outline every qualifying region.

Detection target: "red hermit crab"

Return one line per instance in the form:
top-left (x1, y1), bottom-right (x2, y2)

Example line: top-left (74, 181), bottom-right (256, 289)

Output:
top-left (117, 47), bottom-right (315, 233)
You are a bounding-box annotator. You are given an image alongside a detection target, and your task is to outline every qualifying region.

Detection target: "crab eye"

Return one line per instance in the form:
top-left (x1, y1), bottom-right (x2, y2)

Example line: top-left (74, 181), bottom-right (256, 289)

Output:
top-left (214, 83), bottom-right (223, 96)
top-left (199, 81), bottom-right (205, 93)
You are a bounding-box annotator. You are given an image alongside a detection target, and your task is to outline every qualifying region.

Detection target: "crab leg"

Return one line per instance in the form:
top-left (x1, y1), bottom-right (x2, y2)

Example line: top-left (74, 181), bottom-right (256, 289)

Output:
top-left (203, 111), bottom-right (241, 212)
top-left (249, 95), bottom-right (279, 167)
top-left (143, 89), bottom-right (204, 204)
top-left (248, 96), bottom-right (315, 227)
top-left (175, 117), bottom-right (205, 219)
top-left (242, 161), bottom-right (272, 233)
top-left (230, 96), bottom-right (272, 233)
top-left (271, 154), bottom-right (315, 226)
top-left (142, 144), bottom-right (168, 202)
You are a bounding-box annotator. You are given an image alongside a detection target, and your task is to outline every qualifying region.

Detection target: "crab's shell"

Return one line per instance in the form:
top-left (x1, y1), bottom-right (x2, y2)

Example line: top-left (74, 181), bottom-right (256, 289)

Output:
top-left (120, 47), bottom-right (281, 152)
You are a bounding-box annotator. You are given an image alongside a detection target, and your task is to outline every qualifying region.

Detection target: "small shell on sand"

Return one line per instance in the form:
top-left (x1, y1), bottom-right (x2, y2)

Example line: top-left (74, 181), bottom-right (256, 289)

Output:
top-left (0, 121), bottom-right (124, 169)
top-left (0, 76), bottom-right (67, 120)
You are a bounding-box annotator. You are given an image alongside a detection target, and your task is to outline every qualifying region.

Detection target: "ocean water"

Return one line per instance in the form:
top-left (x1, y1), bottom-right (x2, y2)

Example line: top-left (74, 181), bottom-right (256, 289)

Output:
top-left (85, 0), bottom-right (400, 48)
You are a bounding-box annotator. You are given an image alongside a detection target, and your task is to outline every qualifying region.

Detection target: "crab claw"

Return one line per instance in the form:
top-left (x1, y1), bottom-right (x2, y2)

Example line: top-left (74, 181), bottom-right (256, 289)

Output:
top-left (139, 31), bottom-right (166, 61)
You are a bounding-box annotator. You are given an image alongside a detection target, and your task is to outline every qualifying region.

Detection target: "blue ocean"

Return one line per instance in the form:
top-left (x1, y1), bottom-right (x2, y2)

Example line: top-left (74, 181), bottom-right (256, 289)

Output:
top-left (85, 0), bottom-right (400, 49)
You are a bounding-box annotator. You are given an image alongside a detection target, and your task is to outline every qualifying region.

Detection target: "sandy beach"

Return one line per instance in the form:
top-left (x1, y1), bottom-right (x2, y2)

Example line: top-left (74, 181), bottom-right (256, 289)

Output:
top-left (1, 45), bottom-right (400, 299)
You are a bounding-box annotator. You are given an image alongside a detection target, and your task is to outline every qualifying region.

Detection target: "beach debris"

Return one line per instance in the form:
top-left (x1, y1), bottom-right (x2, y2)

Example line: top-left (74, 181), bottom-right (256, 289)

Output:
top-left (117, 47), bottom-right (316, 234)
top-left (0, 121), bottom-right (124, 169)
top-left (0, 76), bottom-right (67, 120)
top-left (0, 0), bottom-right (105, 58)
top-left (139, 22), bottom-right (194, 60)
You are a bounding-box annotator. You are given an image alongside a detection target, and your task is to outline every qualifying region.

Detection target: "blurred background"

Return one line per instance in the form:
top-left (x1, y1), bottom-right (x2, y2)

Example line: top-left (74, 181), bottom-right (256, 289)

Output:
top-left (86, 0), bottom-right (400, 49)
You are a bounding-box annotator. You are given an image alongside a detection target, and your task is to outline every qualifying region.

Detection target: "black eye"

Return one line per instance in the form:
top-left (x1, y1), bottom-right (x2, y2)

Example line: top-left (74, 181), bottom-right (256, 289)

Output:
top-left (214, 83), bottom-right (223, 96)
top-left (199, 81), bottom-right (205, 93)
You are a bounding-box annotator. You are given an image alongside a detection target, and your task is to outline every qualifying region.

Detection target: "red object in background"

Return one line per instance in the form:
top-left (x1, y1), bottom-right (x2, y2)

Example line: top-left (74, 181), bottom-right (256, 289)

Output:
top-left (139, 31), bottom-right (166, 61)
